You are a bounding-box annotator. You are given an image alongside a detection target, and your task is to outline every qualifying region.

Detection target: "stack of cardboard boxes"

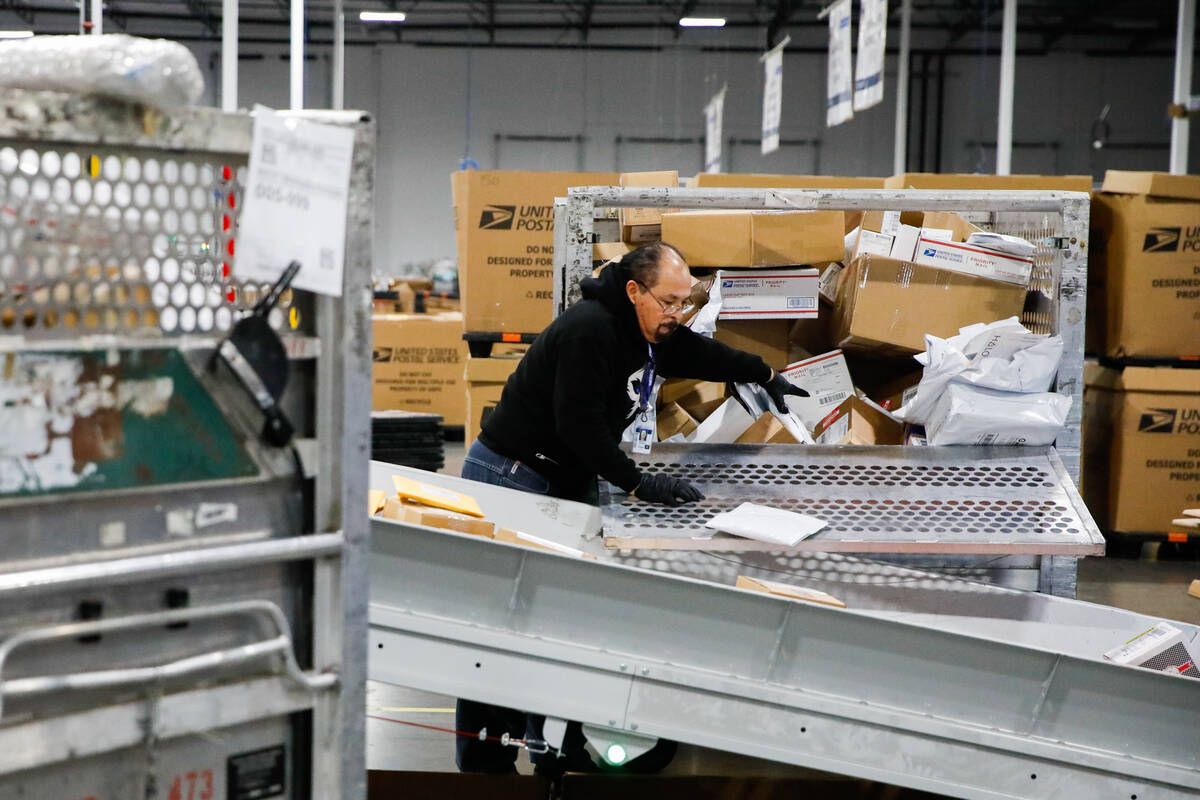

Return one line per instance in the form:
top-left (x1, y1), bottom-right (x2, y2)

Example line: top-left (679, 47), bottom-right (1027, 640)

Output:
top-left (437, 169), bottom-right (1080, 451)
top-left (636, 173), bottom-right (1049, 446)
top-left (1084, 171), bottom-right (1200, 542)
top-left (372, 310), bottom-right (470, 427)
top-left (451, 169), bottom-right (620, 443)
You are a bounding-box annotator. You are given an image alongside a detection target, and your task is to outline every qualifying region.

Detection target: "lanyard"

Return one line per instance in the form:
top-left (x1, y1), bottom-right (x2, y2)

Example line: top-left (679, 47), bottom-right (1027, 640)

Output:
top-left (637, 344), bottom-right (656, 415)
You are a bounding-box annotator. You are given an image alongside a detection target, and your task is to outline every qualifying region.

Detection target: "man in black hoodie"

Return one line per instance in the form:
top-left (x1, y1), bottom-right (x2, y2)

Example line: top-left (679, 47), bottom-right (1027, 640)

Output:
top-left (456, 242), bottom-right (809, 774)
top-left (468, 241), bottom-right (808, 506)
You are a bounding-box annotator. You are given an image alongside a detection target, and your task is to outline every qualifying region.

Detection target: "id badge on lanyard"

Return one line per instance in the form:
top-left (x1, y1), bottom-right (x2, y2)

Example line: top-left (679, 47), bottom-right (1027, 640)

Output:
top-left (633, 345), bottom-right (656, 455)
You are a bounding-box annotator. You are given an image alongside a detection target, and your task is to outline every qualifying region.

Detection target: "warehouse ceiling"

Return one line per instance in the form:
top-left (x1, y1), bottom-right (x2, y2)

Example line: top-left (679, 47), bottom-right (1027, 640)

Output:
top-left (0, 1), bottom-right (1189, 55)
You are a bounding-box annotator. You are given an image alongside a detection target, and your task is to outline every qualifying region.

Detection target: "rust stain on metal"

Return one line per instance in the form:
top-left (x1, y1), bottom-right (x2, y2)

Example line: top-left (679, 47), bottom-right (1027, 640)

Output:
top-left (70, 408), bottom-right (124, 467)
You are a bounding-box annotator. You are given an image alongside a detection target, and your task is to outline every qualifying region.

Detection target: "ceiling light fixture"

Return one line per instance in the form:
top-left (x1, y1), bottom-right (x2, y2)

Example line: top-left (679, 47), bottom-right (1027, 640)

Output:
top-left (360, 11), bottom-right (407, 23)
top-left (679, 17), bottom-right (726, 28)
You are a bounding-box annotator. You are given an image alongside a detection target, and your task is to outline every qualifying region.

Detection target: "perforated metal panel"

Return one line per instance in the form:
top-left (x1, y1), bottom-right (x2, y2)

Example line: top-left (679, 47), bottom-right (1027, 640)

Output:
top-left (601, 444), bottom-right (1105, 555)
top-left (0, 144), bottom-right (300, 338)
top-left (989, 212), bottom-right (1064, 335)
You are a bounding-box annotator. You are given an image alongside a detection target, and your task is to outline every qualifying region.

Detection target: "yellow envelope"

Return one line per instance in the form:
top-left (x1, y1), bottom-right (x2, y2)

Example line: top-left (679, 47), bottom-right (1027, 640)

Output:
top-left (368, 489), bottom-right (387, 516)
top-left (391, 474), bottom-right (484, 518)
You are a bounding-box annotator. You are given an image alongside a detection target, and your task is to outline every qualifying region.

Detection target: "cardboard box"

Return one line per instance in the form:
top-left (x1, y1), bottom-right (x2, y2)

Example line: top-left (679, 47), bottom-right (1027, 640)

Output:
top-left (619, 170), bottom-right (677, 243)
top-left (1090, 187), bottom-right (1200, 358)
top-left (715, 319), bottom-right (798, 370)
top-left (452, 170), bottom-right (618, 334)
top-left (780, 350), bottom-right (855, 428)
top-left (382, 498), bottom-right (497, 538)
top-left (735, 574), bottom-right (846, 607)
top-left (1101, 170), bottom-right (1200, 201)
top-left (465, 354), bottom-right (524, 445)
top-left (593, 241), bottom-right (634, 265)
top-left (662, 210), bottom-right (844, 268)
top-left (831, 255), bottom-right (1027, 356)
top-left (1083, 365), bottom-right (1200, 534)
top-left (817, 263), bottom-right (843, 305)
top-left (872, 369), bottom-right (924, 412)
top-left (733, 412), bottom-right (801, 444)
top-left (812, 396), bottom-right (905, 445)
top-left (884, 173), bottom-right (1093, 192)
top-left (372, 312), bottom-right (469, 424)
top-left (689, 173), bottom-right (886, 189)
top-left (912, 237), bottom-right (1034, 285)
top-left (658, 401), bottom-right (699, 441)
top-left (715, 268), bottom-right (820, 320)
top-left (660, 378), bottom-right (717, 407)
top-left (855, 210), bottom-right (980, 262)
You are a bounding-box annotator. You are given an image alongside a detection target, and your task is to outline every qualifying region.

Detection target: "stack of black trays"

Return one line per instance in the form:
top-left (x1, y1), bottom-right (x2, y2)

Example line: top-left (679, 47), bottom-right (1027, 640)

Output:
top-left (371, 411), bottom-right (445, 472)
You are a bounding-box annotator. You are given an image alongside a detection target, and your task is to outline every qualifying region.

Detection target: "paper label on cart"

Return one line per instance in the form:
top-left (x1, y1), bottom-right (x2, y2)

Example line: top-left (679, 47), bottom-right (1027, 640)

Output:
top-left (228, 745), bottom-right (286, 800)
top-left (196, 502), bottom-right (238, 528)
top-left (237, 106), bottom-right (354, 297)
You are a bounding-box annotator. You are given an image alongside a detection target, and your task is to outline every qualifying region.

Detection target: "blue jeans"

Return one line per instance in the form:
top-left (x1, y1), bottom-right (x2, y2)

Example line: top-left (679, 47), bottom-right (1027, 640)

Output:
top-left (462, 438), bottom-right (598, 504)
top-left (462, 438), bottom-right (555, 496)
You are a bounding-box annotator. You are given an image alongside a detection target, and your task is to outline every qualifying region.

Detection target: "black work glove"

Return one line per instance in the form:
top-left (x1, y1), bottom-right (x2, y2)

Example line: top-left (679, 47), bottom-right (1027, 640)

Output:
top-left (760, 371), bottom-right (810, 415)
top-left (633, 474), bottom-right (705, 506)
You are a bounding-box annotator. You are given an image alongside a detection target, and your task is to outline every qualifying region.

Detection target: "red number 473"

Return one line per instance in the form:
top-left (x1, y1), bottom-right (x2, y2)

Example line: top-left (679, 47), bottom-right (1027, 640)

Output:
top-left (168, 770), bottom-right (214, 800)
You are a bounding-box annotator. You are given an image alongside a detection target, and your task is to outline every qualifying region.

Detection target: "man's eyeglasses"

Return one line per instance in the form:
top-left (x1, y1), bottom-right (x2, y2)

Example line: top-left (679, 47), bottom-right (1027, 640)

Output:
top-left (635, 281), bottom-right (687, 315)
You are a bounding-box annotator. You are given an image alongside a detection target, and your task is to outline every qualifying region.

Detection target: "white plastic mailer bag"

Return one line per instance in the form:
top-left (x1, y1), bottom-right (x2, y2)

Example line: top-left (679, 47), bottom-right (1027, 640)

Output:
top-left (0, 34), bottom-right (205, 107)
top-left (897, 317), bottom-right (1063, 424)
top-left (925, 384), bottom-right (1072, 446)
top-left (706, 502), bottom-right (827, 546)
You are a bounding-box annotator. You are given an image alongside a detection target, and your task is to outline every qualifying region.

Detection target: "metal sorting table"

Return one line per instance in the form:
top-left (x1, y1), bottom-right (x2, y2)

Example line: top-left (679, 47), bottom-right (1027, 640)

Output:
top-left (369, 462), bottom-right (1200, 800)
top-left (601, 444), bottom-right (1105, 556)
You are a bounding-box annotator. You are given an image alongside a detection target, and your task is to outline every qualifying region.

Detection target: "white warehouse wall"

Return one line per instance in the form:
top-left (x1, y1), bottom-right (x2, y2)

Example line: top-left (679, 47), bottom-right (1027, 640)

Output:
top-left (184, 41), bottom-right (1190, 275)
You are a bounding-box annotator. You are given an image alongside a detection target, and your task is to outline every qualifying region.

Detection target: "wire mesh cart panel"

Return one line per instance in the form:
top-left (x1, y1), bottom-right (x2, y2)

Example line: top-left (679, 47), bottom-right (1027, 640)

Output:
top-left (0, 90), bottom-right (371, 799)
top-left (553, 186), bottom-right (1091, 597)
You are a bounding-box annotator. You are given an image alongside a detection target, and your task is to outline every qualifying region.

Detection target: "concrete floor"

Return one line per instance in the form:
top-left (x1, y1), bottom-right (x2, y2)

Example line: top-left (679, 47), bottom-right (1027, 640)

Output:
top-left (368, 442), bottom-right (1200, 775)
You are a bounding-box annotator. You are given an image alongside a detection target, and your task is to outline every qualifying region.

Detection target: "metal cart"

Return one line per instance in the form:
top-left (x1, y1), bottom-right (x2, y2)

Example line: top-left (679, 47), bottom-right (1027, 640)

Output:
top-left (554, 185), bottom-right (1091, 597)
top-left (369, 461), bottom-right (1199, 800)
top-left (0, 91), bottom-right (371, 799)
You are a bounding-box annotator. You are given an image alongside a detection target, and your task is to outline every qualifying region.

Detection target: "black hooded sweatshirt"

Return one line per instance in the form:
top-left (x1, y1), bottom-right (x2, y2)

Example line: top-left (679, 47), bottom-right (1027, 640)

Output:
top-left (478, 261), bottom-right (771, 497)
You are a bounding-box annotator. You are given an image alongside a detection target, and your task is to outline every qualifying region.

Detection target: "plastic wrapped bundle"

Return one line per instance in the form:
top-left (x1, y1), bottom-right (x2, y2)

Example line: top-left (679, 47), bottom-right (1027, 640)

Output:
top-left (0, 34), bottom-right (205, 107)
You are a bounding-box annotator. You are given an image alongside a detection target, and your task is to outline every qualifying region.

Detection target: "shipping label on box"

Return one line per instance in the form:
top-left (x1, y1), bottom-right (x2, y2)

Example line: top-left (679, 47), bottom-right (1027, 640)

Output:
top-left (780, 349), bottom-right (855, 428)
top-left (372, 312), bottom-right (468, 424)
top-left (818, 263), bottom-right (843, 304)
top-left (716, 268), bottom-right (820, 320)
top-left (853, 228), bottom-right (894, 261)
top-left (912, 237), bottom-right (1034, 285)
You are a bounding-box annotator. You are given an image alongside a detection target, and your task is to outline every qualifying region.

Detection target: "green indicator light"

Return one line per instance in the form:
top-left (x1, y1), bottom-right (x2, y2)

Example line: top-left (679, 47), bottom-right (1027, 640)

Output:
top-left (605, 743), bottom-right (627, 765)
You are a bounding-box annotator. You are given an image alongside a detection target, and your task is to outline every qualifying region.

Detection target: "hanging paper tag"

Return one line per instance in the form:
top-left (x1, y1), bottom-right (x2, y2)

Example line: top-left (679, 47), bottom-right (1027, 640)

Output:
top-left (826, 0), bottom-right (854, 127)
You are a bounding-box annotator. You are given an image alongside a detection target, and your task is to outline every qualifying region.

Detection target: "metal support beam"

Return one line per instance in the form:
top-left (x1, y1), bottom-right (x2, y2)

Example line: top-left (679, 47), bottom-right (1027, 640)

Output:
top-left (333, 1), bottom-right (345, 110)
top-left (1171, 0), bottom-right (1195, 174)
top-left (182, 0), bottom-right (220, 34)
top-left (89, 0), bottom-right (101, 34)
top-left (222, 0), bottom-right (238, 112)
top-left (766, 0), bottom-right (794, 51)
top-left (996, 0), bottom-right (1017, 175)
top-left (893, 0), bottom-right (912, 174)
top-left (290, 0), bottom-right (304, 110)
